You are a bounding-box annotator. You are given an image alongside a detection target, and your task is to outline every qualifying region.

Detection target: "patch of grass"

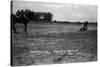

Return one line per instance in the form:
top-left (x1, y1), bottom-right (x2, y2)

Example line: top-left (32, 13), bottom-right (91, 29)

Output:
top-left (12, 23), bottom-right (97, 66)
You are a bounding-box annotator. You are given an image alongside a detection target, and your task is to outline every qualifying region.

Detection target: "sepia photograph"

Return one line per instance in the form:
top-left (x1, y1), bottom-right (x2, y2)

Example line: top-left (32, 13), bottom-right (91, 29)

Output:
top-left (11, 0), bottom-right (97, 66)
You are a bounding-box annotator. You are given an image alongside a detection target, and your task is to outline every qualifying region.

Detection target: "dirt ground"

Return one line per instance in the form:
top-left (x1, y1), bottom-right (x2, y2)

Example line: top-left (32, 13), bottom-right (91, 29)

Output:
top-left (11, 23), bottom-right (97, 66)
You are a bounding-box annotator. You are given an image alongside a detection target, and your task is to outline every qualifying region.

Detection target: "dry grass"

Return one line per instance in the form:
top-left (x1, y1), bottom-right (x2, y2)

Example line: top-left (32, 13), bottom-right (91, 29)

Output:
top-left (12, 23), bottom-right (97, 66)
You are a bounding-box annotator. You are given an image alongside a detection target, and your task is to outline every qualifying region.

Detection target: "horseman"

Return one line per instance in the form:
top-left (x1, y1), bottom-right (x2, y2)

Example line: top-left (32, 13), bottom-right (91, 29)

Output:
top-left (79, 21), bottom-right (88, 31)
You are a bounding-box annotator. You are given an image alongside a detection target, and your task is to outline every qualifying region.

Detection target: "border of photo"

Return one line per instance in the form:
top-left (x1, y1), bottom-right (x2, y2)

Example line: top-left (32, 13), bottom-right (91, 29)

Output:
top-left (0, 0), bottom-right (99, 67)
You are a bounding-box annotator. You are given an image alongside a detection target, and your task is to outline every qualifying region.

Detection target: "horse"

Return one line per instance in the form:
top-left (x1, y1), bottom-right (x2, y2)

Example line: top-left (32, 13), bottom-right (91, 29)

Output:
top-left (11, 14), bottom-right (28, 34)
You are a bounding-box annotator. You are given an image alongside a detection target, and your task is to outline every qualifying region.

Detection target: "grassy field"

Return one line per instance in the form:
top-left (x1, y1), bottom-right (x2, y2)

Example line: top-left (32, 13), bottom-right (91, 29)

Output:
top-left (12, 22), bottom-right (97, 66)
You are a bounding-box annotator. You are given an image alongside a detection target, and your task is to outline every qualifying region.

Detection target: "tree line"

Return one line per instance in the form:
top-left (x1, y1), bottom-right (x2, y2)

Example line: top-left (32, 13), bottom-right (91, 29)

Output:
top-left (13, 9), bottom-right (53, 22)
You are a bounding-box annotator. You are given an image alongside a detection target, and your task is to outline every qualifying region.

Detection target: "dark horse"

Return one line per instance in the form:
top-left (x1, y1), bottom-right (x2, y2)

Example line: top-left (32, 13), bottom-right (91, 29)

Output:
top-left (11, 14), bottom-right (28, 34)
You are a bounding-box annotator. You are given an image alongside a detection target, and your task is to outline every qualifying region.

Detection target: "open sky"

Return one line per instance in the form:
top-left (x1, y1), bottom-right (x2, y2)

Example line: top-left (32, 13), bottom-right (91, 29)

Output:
top-left (12, 1), bottom-right (97, 22)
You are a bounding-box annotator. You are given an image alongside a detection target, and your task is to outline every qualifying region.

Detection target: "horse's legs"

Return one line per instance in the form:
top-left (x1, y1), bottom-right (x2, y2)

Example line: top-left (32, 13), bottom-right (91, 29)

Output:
top-left (24, 23), bottom-right (27, 34)
top-left (12, 23), bottom-right (17, 33)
